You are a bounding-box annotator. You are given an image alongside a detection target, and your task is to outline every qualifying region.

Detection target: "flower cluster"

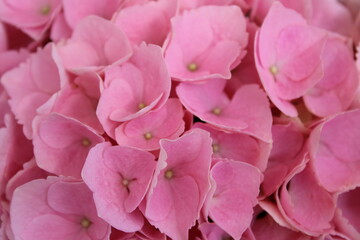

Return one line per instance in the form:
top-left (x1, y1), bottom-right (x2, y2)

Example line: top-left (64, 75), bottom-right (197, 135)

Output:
top-left (1, 0), bottom-right (360, 240)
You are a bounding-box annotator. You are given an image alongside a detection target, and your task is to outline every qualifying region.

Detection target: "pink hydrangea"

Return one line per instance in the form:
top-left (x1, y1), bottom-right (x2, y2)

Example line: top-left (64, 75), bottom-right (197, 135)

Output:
top-left (1, 1), bottom-right (360, 240)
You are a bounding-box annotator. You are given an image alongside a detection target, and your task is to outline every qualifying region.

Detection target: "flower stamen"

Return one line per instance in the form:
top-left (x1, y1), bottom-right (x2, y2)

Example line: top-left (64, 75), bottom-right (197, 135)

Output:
top-left (187, 63), bottom-right (198, 72)
top-left (144, 132), bottom-right (152, 140)
top-left (40, 5), bottom-right (51, 15)
top-left (212, 107), bottom-right (222, 115)
top-left (122, 179), bottom-right (129, 187)
top-left (81, 138), bottom-right (91, 147)
top-left (80, 218), bottom-right (92, 229)
top-left (165, 170), bottom-right (174, 179)
top-left (212, 144), bottom-right (220, 153)
top-left (269, 65), bottom-right (278, 75)
top-left (138, 103), bottom-right (146, 110)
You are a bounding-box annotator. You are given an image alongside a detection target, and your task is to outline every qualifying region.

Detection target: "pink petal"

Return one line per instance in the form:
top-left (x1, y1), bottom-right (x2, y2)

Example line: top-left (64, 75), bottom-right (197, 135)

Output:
top-left (23, 214), bottom-right (91, 240)
top-left (255, 2), bottom-right (327, 116)
top-left (199, 222), bottom-right (232, 240)
top-left (274, 25), bottom-right (327, 99)
top-left (337, 187), bottom-right (360, 236)
top-left (38, 71), bottom-right (104, 133)
top-left (164, 5), bottom-right (248, 81)
top-left (63, 0), bottom-right (121, 29)
top-left (207, 159), bottom-right (262, 239)
top-left (82, 142), bottom-right (156, 232)
top-left (145, 129), bottom-right (212, 240)
top-left (0, 21), bottom-right (6, 51)
top-left (5, 159), bottom-right (48, 200)
top-left (1, 44), bottom-right (61, 138)
top-left (261, 120), bottom-right (307, 197)
top-left (10, 178), bottom-right (111, 240)
top-left (303, 37), bottom-right (359, 117)
top-left (309, 109), bottom-right (360, 192)
top-left (115, 99), bottom-right (185, 150)
top-left (250, 0), bottom-right (313, 23)
top-left (277, 161), bottom-right (336, 235)
top-left (177, 80), bottom-right (272, 141)
top-left (97, 43), bottom-right (171, 137)
top-left (310, 0), bottom-right (353, 37)
top-left (0, 49), bottom-right (30, 76)
top-left (0, 0), bottom-right (62, 39)
top-left (50, 13), bottom-right (72, 42)
top-left (193, 123), bottom-right (271, 171)
top-left (0, 114), bottom-right (33, 195)
top-left (113, 0), bottom-right (177, 45)
top-left (252, 211), bottom-right (310, 240)
top-left (33, 113), bottom-right (104, 178)
top-left (57, 15), bottom-right (132, 73)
